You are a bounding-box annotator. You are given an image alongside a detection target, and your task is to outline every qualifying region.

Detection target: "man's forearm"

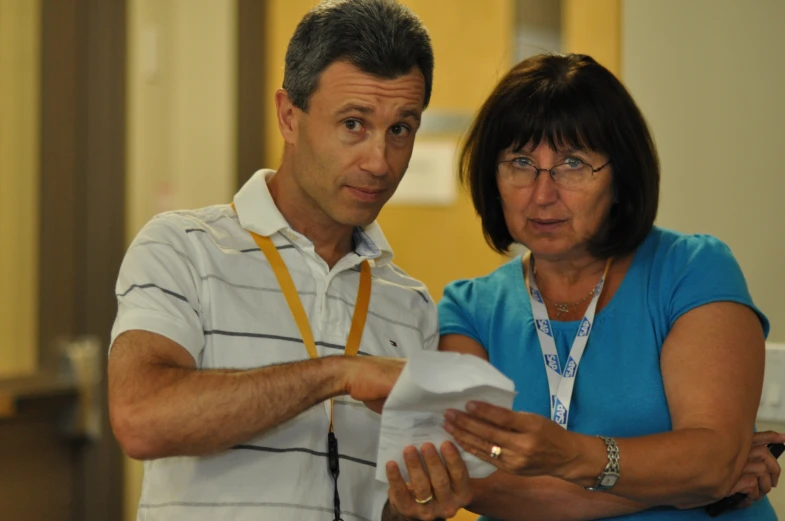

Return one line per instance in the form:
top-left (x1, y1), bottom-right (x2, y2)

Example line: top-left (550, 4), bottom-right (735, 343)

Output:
top-left (112, 355), bottom-right (349, 459)
top-left (468, 473), bottom-right (646, 521)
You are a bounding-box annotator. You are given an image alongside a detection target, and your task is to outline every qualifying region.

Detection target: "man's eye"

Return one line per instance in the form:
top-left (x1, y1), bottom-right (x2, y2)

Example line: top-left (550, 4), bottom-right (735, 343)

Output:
top-left (389, 124), bottom-right (411, 137)
top-left (344, 119), bottom-right (362, 131)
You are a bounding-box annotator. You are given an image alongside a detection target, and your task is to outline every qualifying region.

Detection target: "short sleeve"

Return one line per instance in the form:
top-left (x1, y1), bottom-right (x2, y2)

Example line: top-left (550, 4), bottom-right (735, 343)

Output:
top-left (661, 234), bottom-right (769, 337)
top-left (438, 279), bottom-right (484, 345)
top-left (110, 216), bottom-right (206, 361)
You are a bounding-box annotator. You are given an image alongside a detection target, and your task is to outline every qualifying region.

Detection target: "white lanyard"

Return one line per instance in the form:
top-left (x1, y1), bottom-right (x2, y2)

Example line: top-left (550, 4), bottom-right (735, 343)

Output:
top-left (525, 253), bottom-right (611, 429)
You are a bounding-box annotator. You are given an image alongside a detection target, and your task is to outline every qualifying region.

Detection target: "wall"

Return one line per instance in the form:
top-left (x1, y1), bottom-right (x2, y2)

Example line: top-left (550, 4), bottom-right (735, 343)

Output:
top-left (0, 0), bottom-right (40, 378)
top-left (124, 1), bottom-right (237, 518)
top-left (126, 0), bottom-right (236, 237)
top-left (622, 0), bottom-right (785, 514)
top-left (561, 0), bottom-right (620, 75)
top-left (622, 0), bottom-right (785, 343)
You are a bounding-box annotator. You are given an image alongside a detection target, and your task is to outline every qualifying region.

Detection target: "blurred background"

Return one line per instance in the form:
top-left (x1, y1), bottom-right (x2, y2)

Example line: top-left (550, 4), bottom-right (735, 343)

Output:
top-left (1, 1), bottom-right (783, 520)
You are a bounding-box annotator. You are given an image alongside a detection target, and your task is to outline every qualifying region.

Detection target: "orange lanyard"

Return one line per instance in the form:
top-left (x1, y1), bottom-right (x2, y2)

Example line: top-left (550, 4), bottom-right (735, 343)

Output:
top-left (233, 204), bottom-right (372, 431)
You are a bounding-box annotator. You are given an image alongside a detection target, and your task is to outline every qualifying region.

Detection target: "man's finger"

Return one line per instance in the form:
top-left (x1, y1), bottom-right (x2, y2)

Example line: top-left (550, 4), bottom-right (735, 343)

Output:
top-left (441, 441), bottom-right (472, 501)
top-left (386, 460), bottom-right (413, 509)
top-left (403, 446), bottom-right (433, 507)
top-left (420, 443), bottom-right (451, 502)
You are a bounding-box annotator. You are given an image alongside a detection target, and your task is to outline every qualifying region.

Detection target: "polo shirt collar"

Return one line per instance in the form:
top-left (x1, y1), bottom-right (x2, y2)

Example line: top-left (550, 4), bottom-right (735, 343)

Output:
top-left (233, 169), bottom-right (394, 267)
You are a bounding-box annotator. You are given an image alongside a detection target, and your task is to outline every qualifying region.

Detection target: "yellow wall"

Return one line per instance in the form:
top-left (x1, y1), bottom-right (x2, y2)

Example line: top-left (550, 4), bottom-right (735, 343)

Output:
top-left (561, 0), bottom-right (620, 76)
top-left (0, 0), bottom-right (40, 378)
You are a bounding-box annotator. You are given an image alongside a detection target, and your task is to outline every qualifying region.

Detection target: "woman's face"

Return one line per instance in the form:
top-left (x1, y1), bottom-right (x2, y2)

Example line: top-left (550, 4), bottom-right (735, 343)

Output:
top-left (496, 141), bottom-right (614, 262)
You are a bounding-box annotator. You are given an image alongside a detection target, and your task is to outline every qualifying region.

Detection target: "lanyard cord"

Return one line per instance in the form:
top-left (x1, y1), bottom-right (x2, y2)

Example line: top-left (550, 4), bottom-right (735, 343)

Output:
top-left (232, 203), bottom-right (370, 520)
top-left (523, 252), bottom-right (612, 429)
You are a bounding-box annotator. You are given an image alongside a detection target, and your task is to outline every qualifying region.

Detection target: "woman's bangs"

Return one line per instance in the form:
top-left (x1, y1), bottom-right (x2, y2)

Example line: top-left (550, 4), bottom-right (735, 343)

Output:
top-left (501, 87), bottom-right (606, 155)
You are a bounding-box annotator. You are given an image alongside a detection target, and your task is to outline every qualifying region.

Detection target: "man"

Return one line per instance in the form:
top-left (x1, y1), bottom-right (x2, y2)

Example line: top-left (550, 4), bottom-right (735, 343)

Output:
top-left (108, 1), bottom-right (470, 520)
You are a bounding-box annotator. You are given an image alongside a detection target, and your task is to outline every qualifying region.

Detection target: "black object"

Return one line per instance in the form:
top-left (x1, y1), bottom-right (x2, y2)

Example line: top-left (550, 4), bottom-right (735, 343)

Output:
top-left (328, 432), bottom-right (344, 521)
top-left (704, 442), bottom-right (785, 517)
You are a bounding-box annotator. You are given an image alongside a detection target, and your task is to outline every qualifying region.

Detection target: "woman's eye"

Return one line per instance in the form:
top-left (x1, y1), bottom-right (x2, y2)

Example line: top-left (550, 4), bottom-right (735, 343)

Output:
top-left (511, 157), bottom-right (534, 168)
top-left (563, 157), bottom-right (584, 168)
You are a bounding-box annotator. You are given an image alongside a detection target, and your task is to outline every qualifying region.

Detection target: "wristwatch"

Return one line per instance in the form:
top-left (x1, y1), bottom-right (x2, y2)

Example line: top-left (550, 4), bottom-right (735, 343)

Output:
top-left (585, 435), bottom-right (620, 491)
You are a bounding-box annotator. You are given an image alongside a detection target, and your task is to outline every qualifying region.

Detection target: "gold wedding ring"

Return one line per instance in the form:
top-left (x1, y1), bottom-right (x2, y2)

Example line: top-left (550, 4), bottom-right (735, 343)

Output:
top-left (414, 493), bottom-right (434, 505)
top-left (490, 444), bottom-right (502, 459)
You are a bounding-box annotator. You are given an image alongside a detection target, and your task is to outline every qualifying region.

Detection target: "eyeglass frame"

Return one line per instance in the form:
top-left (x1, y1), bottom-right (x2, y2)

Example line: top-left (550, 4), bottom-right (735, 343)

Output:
top-left (496, 156), bottom-right (612, 189)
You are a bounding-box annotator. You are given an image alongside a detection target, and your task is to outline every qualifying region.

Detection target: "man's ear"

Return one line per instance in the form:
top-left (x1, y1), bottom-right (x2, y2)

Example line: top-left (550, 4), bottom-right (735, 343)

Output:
top-left (275, 89), bottom-right (300, 144)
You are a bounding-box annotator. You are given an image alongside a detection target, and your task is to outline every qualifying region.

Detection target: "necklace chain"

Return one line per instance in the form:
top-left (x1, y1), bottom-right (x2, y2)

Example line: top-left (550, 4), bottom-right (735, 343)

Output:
top-left (532, 257), bottom-right (601, 318)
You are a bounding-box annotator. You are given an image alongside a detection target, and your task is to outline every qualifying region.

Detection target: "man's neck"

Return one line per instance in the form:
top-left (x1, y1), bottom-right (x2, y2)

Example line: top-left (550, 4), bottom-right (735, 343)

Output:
top-left (267, 169), bottom-right (355, 269)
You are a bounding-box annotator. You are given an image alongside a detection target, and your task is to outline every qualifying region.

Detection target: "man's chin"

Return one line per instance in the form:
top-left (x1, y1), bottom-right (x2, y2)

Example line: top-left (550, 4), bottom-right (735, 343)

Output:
top-left (334, 207), bottom-right (382, 229)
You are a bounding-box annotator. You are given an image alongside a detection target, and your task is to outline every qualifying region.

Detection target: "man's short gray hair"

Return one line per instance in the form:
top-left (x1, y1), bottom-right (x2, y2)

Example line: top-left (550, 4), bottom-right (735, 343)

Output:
top-left (283, 0), bottom-right (434, 111)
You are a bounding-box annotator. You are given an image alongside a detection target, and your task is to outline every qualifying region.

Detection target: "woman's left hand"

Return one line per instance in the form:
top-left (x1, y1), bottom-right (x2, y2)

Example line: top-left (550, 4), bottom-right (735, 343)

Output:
top-left (443, 401), bottom-right (581, 478)
top-left (731, 430), bottom-right (785, 508)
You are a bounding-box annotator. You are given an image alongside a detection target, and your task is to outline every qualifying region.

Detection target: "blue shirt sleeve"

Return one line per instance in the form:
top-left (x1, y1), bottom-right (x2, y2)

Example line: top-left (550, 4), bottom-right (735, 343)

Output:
top-left (658, 233), bottom-right (769, 337)
top-left (438, 279), bottom-right (484, 345)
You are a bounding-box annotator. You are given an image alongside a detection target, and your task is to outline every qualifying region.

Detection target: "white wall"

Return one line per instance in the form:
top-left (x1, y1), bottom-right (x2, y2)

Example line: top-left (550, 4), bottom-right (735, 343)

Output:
top-left (623, 0), bottom-right (785, 514)
top-left (622, 0), bottom-right (785, 342)
top-left (126, 0), bottom-right (237, 239)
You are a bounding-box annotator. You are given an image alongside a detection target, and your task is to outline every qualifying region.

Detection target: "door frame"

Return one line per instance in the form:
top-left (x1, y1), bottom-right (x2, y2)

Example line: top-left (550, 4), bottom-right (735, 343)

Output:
top-left (39, 0), bottom-right (127, 519)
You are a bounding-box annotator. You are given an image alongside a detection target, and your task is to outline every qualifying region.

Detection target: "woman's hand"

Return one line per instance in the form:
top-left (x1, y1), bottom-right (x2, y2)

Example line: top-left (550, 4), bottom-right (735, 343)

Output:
top-left (731, 430), bottom-right (785, 508)
top-left (443, 401), bottom-right (584, 480)
top-left (385, 441), bottom-right (473, 520)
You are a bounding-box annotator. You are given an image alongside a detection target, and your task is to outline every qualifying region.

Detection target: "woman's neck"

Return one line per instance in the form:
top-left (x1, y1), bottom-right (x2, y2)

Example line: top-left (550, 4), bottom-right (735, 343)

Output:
top-left (531, 253), bottom-right (608, 292)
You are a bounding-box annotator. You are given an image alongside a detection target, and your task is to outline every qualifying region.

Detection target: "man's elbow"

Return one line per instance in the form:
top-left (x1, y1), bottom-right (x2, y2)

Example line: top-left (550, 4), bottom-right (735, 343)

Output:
top-left (110, 402), bottom-right (167, 460)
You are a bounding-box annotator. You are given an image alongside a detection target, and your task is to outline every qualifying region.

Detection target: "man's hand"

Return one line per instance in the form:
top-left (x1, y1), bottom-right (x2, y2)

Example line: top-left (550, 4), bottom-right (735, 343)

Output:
top-left (383, 441), bottom-right (472, 520)
top-left (342, 356), bottom-right (405, 413)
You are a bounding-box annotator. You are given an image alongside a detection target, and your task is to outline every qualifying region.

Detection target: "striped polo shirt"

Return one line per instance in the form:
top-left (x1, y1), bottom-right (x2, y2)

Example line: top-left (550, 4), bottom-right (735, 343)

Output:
top-left (111, 169), bottom-right (439, 521)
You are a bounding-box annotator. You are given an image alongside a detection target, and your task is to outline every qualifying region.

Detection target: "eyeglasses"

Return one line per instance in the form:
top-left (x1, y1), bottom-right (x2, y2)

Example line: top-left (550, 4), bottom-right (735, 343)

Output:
top-left (497, 157), bottom-right (611, 189)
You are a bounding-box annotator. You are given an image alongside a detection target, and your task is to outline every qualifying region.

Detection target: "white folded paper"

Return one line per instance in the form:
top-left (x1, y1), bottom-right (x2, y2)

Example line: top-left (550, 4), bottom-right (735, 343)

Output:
top-left (375, 350), bottom-right (517, 482)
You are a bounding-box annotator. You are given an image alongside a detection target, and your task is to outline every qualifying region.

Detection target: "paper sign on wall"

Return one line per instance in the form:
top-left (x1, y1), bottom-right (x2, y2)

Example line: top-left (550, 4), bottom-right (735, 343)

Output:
top-left (390, 140), bottom-right (457, 206)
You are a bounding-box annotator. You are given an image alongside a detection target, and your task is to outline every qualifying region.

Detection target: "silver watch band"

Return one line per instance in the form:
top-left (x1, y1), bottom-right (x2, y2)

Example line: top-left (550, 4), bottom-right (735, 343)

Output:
top-left (599, 435), bottom-right (620, 474)
top-left (586, 435), bottom-right (621, 491)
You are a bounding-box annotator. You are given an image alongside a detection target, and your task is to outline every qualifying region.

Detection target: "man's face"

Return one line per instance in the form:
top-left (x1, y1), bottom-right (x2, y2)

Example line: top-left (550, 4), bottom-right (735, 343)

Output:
top-left (287, 61), bottom-right (426, 228)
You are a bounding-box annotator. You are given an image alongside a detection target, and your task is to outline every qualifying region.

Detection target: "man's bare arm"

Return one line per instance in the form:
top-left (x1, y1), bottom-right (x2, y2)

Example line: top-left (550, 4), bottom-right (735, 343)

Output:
top-left (108, 330), bottom-right (403, 459)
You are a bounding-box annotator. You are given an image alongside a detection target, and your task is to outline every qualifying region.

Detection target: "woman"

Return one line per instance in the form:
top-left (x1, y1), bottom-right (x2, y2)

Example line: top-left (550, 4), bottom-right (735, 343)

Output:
top-left (434, 54), bottom-right (781, 520)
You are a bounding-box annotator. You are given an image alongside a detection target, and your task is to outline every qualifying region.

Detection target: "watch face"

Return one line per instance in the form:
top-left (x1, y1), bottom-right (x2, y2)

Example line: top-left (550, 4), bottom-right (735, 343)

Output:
top-left (600, 473), bottom-right (620, 487)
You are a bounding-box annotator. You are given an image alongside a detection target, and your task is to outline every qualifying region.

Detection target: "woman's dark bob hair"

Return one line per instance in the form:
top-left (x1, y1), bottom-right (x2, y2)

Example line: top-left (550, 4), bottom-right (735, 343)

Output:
top-left (459, 53), bottom-right (659, 258)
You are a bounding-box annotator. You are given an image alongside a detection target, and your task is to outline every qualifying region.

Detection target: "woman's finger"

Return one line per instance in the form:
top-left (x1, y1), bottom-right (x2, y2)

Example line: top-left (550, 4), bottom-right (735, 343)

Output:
top-left (445, 409), bottom-right (514, 449)
top-left (752, 431), bottom-right (785, 446)
top-left (443, 418), bottom-right (505, 469)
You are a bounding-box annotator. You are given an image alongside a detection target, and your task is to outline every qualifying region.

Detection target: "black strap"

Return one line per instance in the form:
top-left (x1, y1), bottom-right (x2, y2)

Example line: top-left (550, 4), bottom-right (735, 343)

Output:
top-left (328, 432), bottom-right (343, 521)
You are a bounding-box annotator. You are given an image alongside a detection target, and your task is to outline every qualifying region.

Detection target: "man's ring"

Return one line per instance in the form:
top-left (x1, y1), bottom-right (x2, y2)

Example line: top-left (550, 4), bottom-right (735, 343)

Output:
top-left (490, 445), bottom-right (502, 459)
top-left (414, 493), bottom-right (434, 505)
